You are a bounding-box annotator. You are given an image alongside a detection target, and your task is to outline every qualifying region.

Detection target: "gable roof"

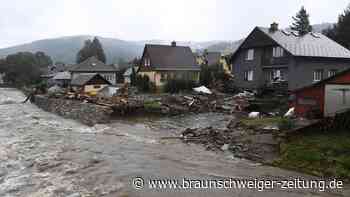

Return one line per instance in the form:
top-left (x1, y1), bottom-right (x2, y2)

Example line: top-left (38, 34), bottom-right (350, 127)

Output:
top-left (142, 44), bottom-right (200, 71)
top-left (231, 27), bottom-right (350, 60)
top-left (71, 73), bottom-right (111, 86)
top-left (70, 56), bottom-right (117, 72)
top-left (53, 71), bottom-right (71, 80)
top-left (257, 27), bottom-right (350, 59)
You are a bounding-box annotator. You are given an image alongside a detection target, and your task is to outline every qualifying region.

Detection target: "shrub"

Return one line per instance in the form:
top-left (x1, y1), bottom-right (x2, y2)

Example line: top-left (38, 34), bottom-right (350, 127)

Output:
top-left (278, 118), bottom-right (295, 131)
top-left (135, 75), bottom-right (155, 92)
top-left (164, 79), bottom-right (196, 93)
top-left (144, 100), bottom-right (161, 111)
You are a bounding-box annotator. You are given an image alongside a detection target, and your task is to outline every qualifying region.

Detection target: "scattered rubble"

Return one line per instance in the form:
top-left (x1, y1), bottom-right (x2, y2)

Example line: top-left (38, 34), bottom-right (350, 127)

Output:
top-left (181, 118), bottom-right (284, 163)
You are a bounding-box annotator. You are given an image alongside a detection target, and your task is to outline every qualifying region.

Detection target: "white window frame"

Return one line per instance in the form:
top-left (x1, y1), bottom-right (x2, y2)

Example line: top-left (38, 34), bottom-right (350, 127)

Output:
top-left (272, 47), bottom-right (284, 57)
top-left (269, 69), bottom-right (285, 82)
top-left (328, 70), bottom-right (337, 78)
top-left (244, 70), bottom-right (254, 81)
top-left (313, 70), bottom-right (323, 82)
top-left (246, 49), bottom-right (254, 61)
top-left (144, 58), bottom-right (151, 67)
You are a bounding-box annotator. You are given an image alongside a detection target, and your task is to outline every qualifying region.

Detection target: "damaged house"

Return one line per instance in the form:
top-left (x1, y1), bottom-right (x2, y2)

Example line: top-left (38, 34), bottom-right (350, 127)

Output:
top-left (138, 41), bottom-right (200, 87)
top-left (230, 23), bottom-right (350, 91)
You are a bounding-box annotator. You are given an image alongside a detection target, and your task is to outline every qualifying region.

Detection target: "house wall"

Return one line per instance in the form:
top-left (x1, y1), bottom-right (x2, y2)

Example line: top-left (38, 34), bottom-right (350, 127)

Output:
top-left (139, 71), bottom-right (157, 84)
top-left (231, 28), bottom-right (291, 90)
top-left (292, 85), bottom-right (324, 117)
top-left (292, 70), bottom-right (350, 117)
top-left (232, 47), bottom-right (265, 89)
top-left (139, 70), bottom-right (199, 87)
top-left (325, 84), bottom-right (350, 116)
top-left (84, 84), bottom-right (108, 93)
top-left (289, 57), bottom-right (350, 90)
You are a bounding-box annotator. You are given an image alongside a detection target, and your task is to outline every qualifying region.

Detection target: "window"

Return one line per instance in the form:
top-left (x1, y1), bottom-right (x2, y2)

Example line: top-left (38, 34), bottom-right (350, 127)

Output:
top-left (328, 69), bottom-right (337, 78)
top-left (313, 70), bottom-right (323, 82)
top-left (93, 85), bottom-right (101, 89)
top-left (144, 58), bottom-right (151, 67)
top-left (244, 70), bottom-right (254, 81)
top-left (270, 69), bottom-right (286, 82)
top-left (246, 49), bottom-right (254, 60)
top-left (272, 47), bottom-right (284, 57)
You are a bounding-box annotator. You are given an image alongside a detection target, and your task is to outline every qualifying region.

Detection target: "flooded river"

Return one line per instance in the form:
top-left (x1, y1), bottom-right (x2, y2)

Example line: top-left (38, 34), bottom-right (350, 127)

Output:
top-left (0, 88), bottom-right (348, 197)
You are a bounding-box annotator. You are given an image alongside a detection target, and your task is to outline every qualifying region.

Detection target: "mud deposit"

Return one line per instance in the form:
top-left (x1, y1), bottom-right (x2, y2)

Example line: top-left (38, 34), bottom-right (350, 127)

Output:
top-left (0, 88), bottom-right (348, 197)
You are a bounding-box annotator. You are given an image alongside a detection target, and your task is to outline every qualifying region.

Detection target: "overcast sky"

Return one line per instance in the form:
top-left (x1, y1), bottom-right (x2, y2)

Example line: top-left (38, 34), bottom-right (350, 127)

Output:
top-left (0, 0), bottom-right (349, 48)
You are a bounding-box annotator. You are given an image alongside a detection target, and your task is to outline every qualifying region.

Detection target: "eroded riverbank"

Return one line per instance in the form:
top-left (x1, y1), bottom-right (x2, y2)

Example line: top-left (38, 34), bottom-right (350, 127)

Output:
top-left (0, 88), bottom-right (348, 197)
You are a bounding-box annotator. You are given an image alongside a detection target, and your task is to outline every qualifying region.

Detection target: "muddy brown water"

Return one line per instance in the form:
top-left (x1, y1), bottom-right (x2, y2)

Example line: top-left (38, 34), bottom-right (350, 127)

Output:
top-left (0, 88), bottom-right (348, 197)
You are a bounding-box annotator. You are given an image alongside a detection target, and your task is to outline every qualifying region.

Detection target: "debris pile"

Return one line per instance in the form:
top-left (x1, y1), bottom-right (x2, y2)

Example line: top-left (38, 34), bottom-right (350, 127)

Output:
top-left (160, 94), bottom-right (236, 115)
top-left (44, 85), bottom-right (258, 116)
top-left (181, 119), bottom-right (282, 163)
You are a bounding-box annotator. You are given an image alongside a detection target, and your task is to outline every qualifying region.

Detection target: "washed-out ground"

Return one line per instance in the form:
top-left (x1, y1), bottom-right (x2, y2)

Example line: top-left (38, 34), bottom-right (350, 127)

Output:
top-left (0, 88), bottom-right (348, 197)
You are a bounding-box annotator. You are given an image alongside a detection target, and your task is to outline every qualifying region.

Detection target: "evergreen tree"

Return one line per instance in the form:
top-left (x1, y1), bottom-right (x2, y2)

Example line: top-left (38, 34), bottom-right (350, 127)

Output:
top-left (322, 25), bottom-right (337, 41)
top-left (290, 6), bottom-right (313, 36)
top-left (91, 37), bottom-right (106, 63)
top-left (76, 40), bottom-right (92, 63)
top-left (76, 37), bottom-right (106, 63)
top-left (335, 5), bottom-right (350, 49)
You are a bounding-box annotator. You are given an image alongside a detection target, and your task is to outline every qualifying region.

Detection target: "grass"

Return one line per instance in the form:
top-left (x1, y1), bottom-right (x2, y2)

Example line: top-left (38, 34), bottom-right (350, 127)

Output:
top-left (143, 100), bottom-right (162, 110)
top-left (275, 130), bottom-right (350, 179)
top-left (241, 117), bottom-right (284, 127)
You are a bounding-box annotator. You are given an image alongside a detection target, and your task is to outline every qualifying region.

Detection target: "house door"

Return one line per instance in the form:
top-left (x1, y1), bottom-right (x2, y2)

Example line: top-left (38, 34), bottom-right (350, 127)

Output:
top-left (324, 84), bottom-right (350, 117)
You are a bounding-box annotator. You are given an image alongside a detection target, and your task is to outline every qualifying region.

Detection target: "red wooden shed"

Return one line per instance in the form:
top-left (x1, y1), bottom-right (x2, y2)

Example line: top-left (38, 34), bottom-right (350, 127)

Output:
top-left (290, 69), bottom-right (350, 118)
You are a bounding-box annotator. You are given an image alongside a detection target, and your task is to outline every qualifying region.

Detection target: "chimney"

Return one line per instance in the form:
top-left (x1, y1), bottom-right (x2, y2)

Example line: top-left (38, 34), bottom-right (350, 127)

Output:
top-left (171, 41), bottom-right (176, 47)
top-left (269, 22), bottom-right (279, 32)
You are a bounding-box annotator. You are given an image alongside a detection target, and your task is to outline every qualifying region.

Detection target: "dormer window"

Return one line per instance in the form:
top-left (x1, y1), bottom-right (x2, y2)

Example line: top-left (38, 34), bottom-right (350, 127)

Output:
top-left (246, 49), bottom-right (254, 61)
top-left (273, 47), bottom-right (284, 57)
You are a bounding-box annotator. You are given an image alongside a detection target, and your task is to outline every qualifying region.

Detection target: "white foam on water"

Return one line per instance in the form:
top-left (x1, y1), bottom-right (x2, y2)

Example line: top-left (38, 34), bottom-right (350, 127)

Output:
top-left (0, 97), bottom-right (17, 105)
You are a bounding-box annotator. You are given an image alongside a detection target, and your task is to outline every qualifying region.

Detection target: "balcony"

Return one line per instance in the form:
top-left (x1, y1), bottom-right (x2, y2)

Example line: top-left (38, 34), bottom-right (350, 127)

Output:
top-left (262, 57), bottom-right (289, 66)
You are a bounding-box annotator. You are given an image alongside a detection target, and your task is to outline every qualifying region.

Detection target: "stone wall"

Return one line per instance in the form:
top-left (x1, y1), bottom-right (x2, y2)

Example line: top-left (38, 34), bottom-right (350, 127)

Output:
top-left (34, 95), bottom-right (113, 126)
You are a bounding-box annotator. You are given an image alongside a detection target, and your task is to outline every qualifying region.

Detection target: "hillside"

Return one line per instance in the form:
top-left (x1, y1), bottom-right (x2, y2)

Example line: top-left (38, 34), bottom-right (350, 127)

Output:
top-left (0, 23), bottom-right (335, 63)
top-left (0, 36), bottom-right (143, 64)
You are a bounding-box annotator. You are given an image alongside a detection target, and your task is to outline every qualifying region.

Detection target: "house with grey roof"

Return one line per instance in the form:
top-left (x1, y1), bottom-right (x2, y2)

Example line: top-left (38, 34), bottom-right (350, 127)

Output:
top-left (52, 71), bottom-right (71, 87)
top-left (71, 73), bottom-right (111, 94)
top-left (139, 41), bottom-right (200, 87)
top-left (231, 23), bottom-right (350, 91)
top-left (69, 56), bottom-right (119, 85)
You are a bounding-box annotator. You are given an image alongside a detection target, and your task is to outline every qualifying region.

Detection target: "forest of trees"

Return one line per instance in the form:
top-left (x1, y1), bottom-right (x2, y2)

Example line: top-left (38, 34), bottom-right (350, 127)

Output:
top-left (0, 52), bottom-right (52, 86)
top-left (323, 5), bottom-right (350, 49)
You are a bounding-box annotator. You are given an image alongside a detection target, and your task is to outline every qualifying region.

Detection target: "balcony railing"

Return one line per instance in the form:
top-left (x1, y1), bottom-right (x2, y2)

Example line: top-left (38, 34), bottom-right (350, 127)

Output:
top-left (262, 57), bottom-right (289, 66)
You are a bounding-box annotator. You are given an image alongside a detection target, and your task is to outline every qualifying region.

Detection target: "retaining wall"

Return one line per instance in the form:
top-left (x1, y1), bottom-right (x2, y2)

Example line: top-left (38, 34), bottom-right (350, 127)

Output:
top-left (34, 95), bottom-right (113, 126)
